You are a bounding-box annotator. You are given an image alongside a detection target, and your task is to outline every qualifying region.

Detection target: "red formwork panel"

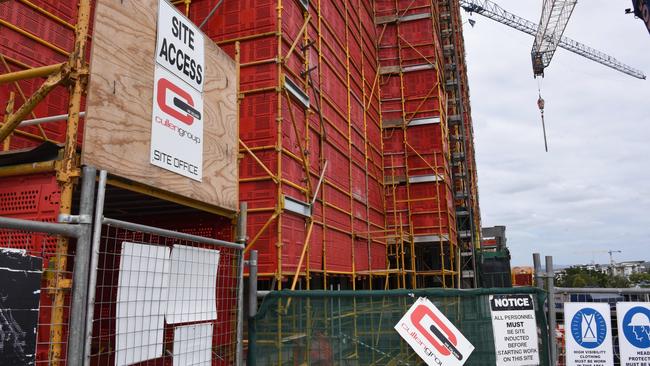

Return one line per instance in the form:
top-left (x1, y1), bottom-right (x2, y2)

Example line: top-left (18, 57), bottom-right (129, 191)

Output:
top-left (403, 68), bottom-right (439, 97)
top-left (323, 141), bottom-right (351, 191)
top-left (239, 148), bottom-right (277, 179)
top-left (0, 172), bottom-right (67, 364)
top-left (280, 213), bottom-right (309, 273)
top-left (281, 38), bottom-right (305, 80)
top-left (368, 206), bottom-right (384, 228)
top-left (0, 0), bottom-right (88, 151)
top-left (309, 223), bottom-right (323, 270)
top-left (325, 229), bottom-right (352, 273)
top-left (354, 238), bottom-right (371, 272)
top-left (240, 91), bottom-right (277, 147)
top-left (192, 0), bottom-right (276, 42)
top-left (374, 0), bottom-right (397, 17)
top-left (355, 241), bottom-right (387, 273)
top-left (351, 131), bottom-right (365, 167)
top-left (407, 123), bottom-right (444, 151)
top-left (247, 212), bottom-right (278, 274)
top-left (370, 242), bottom-right (386, 270)
top-left (398, 17), bottom-right (435, 46)
top-left (281, 0), bottom-right (304, 41)
top-left (0, 173), bottom-right (60, 258)
top-left (240, 180), bottom-right (278, 210)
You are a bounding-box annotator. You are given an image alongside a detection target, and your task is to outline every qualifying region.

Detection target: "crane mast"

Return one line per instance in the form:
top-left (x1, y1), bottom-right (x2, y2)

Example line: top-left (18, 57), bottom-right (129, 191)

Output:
top-left (459, 0), bottom-right (647, 79)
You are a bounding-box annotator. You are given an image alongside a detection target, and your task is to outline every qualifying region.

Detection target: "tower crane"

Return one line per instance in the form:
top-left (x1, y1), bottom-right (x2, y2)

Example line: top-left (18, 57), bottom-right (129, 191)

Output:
top-left (459, 0), bottom-right (647, 79)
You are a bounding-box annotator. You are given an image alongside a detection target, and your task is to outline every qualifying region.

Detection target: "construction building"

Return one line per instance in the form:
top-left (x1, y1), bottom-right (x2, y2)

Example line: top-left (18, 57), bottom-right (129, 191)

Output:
top-left (0, 0), bottom-right (481, 363)
top-left (0, 0), bottom-right (480, 305)
top-left (192, 0), bottom-right (481, 291)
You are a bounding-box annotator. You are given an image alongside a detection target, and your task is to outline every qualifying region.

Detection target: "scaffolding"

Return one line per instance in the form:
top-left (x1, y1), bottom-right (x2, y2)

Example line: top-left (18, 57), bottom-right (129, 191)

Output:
top-left (439, 0), bottom-right (482, 288)
top-left (1, 0), bottom-right (481, 300)
top-left (375, 0), bottom-right (460, 289)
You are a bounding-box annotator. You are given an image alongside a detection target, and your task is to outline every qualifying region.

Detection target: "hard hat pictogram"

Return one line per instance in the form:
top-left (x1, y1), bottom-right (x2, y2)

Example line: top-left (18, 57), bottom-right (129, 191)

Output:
top-left (628, 312), bottom-right (650, 327)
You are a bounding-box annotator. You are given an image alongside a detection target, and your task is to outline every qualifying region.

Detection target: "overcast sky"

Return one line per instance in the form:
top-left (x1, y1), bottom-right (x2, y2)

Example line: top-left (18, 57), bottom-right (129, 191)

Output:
top-left (462, 1), bottom-right (650, 266)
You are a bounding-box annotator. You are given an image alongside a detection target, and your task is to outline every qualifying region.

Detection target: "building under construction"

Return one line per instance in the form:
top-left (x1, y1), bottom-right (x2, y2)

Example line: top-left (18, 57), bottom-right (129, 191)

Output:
top-left (0, 0), bottom-right (480, 363)
top-left (0, 0), bottom-right (480, 290)
top-left (194, 0), bottom-right (481, 290)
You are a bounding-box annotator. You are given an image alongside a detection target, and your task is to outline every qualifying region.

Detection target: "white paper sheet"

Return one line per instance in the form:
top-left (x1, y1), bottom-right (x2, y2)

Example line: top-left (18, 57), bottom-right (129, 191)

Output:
top-left (115, 242), bottom-right (170, 366)
top-left (173, 323), bottom-right (213, 366)
top-left (166, 245), bottom-right (220, 324)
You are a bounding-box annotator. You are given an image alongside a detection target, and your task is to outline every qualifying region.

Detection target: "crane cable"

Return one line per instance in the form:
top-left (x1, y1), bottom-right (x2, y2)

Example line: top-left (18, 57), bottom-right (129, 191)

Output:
top-left (537, 79), bottom-right (548, 152)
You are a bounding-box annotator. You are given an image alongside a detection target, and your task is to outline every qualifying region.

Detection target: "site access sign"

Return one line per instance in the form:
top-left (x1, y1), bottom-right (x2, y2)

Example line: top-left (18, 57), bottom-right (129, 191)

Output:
top-left (150, 0), bottom-right (205, 181)
top-left (616, 302), bottom-right (650, 365)
top-left (564, 302), bottom-right (614, 366)
top-left (489, 294), bottom-right (540, 366)
top-left (395, 297), bottom-right (474, 366)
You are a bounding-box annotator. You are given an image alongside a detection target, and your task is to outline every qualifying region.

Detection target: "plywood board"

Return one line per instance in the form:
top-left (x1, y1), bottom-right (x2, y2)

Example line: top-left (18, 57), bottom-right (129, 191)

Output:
top-left (83, 0), bottom-right (238, 213)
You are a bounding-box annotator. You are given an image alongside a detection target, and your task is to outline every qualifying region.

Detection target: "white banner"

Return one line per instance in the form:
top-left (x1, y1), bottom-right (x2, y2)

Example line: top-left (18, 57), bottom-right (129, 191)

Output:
top-left (564, 302), bottom-right (614, 366)
top-left (489, 294), bottom-right (540, 366)
top-left (395, 297), bottom-right (474, 366)
top-left (616, 302), bottom-right (650, 366)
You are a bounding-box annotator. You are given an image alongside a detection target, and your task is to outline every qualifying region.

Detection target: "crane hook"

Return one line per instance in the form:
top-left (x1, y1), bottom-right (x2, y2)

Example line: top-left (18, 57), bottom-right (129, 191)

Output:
top-left (537, 93), bottom-right (548, 152)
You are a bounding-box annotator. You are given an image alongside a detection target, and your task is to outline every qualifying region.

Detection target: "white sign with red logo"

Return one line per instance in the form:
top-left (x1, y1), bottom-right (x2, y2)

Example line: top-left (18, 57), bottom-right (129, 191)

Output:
top-left (150, 0), bottom-right (205, 180)
top-left (395, 297), bottom-right (475, 366)
top-left (150, 65), bottom-right (203, 181)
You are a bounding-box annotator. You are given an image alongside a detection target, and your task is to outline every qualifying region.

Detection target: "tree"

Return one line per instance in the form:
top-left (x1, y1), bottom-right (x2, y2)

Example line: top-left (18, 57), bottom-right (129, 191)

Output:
top-left (555, 266), bottom-right (630, 288)
top-left (629, 272), bottom-right (650, 287)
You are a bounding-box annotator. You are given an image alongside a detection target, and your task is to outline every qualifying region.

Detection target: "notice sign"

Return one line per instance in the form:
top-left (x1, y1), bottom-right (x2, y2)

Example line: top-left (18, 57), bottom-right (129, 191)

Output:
top-left (616, 302), bottom-right (650, 365)
top-left (489, 294), bottom-right (540, 366)
top-left (564, 303), bottom-right (614, 365)
top-left (395, 297), bottom-right (474, 366)
top-left (150, 0), bottom-right (205, 181)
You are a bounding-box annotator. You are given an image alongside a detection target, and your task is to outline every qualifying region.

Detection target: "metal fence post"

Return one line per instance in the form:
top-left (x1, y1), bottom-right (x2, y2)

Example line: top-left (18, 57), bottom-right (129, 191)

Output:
top-left (546, 256), bottom-right (557, 366)
top-left (67, 166), bottom-right (97, 366)
top-left (83, 170), bottom-right (107, 366)
top-left (533, 253), bottom-right (543, 289)
top-left (248, 250), bottom-right (258, 365)
top-left (236, 202), bottom-right (247, 366)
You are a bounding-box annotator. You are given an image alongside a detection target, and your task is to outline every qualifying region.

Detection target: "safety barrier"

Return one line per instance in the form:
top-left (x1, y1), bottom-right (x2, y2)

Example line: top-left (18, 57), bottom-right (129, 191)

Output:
top-left (248, 287), bottom-right (551, 365)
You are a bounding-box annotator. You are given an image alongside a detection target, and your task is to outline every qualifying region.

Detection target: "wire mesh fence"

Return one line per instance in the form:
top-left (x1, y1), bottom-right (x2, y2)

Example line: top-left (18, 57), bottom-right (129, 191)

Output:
top-left (0, 228), bottom-right (74, 365)
top-left (249, 287), bottom-right (550, 366)
top-left (553, 288), bottom-right (650, 366)
top-left (87, 223), bottom-right (242, 366)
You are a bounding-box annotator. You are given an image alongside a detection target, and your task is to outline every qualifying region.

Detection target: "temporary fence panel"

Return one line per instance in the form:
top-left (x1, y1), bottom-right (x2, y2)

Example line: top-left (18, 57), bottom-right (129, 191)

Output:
top-left (249, 287), bottom-right (551, 366)
top-left (0, 173), bottom-right (70, 364)
top-left (553, 288), bottom-right (650, 366)
top-left (87, 222), bottom-right (243, 365)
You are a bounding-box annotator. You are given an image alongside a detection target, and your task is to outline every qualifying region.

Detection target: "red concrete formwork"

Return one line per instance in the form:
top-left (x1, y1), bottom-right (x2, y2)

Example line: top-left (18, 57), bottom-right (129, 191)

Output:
top-left (191, 0), bottom-right (386, 281)
top-left (377, 0), bottom-right (457, 251)
top-left (0, 173), bottom-right (65, 363)
top-left (0, 0), bottom-right (91, 150)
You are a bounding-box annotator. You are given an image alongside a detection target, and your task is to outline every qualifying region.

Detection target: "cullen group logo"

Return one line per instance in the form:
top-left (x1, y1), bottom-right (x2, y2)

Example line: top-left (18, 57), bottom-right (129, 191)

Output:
top-left (411, 304), bottom-right (463, 360)
top-left (395, 297), bottom-right (474, 366)
top-left (157, 77), bottom-right (201, 126)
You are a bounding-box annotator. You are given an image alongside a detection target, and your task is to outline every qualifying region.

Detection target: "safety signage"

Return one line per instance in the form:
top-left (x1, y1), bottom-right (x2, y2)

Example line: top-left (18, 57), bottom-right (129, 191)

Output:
top-left (564, 303), bottom-right (614, 365)
top-left (150, 0), bottom-right (205, 180)
top-left (395, 297), bottom-right (474, 366)
top-left (616, 302), bottom-right (650, 365)
top-left (150, 66), bottom-right (203, 180)
top-left (155, 0), bottom-right (205, 92)
top-left (489, 294), bottom-right (540, 366)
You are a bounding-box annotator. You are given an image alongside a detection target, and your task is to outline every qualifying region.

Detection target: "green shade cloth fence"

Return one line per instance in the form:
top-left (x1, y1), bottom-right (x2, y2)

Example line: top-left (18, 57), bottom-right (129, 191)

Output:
top-left (249, 287), bottom-right (550, 366)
